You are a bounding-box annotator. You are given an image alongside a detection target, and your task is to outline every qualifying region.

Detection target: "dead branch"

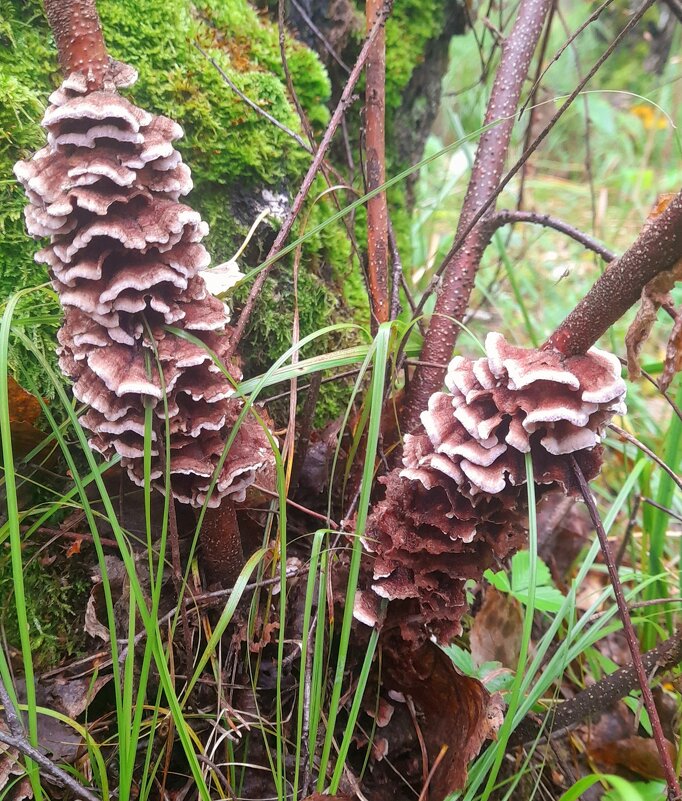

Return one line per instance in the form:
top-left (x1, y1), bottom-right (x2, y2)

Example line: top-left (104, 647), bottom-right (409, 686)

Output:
top-left (365, 0), bottom-right (390, 326)
top-left (510, 628), bottom-right (682, 746)
top-left (400, 0), bottom-right (553, 433)
top-left (0, 678), bottom-right (101, 801)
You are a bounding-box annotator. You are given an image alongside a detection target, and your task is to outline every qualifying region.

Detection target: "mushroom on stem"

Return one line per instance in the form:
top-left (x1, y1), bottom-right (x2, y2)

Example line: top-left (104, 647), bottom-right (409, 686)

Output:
top-left (15, 0), bottom-right (276, 587)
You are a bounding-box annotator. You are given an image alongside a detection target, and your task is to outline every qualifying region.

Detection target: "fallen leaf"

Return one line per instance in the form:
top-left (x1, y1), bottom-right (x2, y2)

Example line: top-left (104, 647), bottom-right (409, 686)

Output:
top-left (65, 539), bottom-right (82, 558)
top-left (590, 735), bottom-right (677, 781)
top-left (470, 587), bottom-right (522, 670)
top-left (660, 311), bottom-right (682, 392)
top-left (383, 635), bottom-right (502, 799)
top-left (2, 377), bottom-right (45, 459)
top-left (84, 587), bottom-right (110, 642)
top-left (47, 675), bottom-right (111, 718)
top-left (6, 377), bottom-right (41, 425)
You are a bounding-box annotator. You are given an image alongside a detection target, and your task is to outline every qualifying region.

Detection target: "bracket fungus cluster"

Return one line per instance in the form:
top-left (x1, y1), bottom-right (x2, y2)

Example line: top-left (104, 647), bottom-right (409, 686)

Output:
top-left (358, 333), bottom-right (626, 643)
top-left (14, 66), bottom-right (275, 508)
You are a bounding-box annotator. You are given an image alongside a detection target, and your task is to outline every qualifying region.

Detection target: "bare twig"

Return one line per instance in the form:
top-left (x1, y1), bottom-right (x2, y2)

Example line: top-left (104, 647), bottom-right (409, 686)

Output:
top-left (194, 43), bottom-right (312, 153)
top-left (44, 0), bottom-right (108, 88)
top-left (289, 0), bottom-right (352, 73)
top-left (572, 457), bottom-right (682, 801)
top-left (227, 0), bottom-right (394, 358)
top-left (0, 678), bottom-right (100, 801)
top-left (608, 423), bottom-right (682, 492)
top-left (401, 0), bottom-right (553, 433)
top-left (365, 0), bottom-right (390, 326)
top-left (547, 189), bottom-right (682, 355)
top-left (489, 210), bottom-right (615, 262)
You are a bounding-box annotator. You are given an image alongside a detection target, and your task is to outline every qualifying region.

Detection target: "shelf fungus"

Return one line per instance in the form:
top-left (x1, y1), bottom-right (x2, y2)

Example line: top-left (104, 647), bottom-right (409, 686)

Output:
top-left (358, 333), bottom-right (626, 643)
top-left (14, 67), bottom-right (275, 508)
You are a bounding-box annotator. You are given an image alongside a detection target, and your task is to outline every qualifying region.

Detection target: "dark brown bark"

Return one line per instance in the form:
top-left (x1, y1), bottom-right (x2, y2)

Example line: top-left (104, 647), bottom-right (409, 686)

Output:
top-left (401, 0), bottom-right (553, 434)
top-left (510, 628), bottom-right (682, 746)
top-left (200, 501), bottom-right (245, 589)
top-left (43, 0), bottom-right (109, 88)
top-left (547, 189), bottom-right (682, 355)
top-left (365, 0), bottom-right (390, 326)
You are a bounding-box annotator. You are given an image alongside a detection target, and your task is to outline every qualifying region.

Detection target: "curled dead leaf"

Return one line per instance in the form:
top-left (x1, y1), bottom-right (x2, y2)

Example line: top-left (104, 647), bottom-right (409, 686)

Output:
top-left (470, 587), bottom-right (522, 670)
top-left (590, 735), bottom-right (677, 781)
top-left (626, 194), bottom-right (682, 381)
top-left (383, 636), bottom-right (502, 799)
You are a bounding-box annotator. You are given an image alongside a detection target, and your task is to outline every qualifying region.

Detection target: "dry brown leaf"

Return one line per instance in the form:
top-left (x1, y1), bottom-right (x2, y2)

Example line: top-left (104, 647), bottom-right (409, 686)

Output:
top-left (7, 377), bottom-right (41, 425)
top-left (626, 193), bottom-right (682, 380)
top-left (660, 311), bottom-right (682, 392)
top-left (590, 735), bottom-right (677, 780)
top-left (383, 636), bottom-right (502, 799)
top-left (2, 377), bottom-right (45, 459)
top-left (470, 588), bottom-right (522, 670)
top-left (47, 675), bottom-right (111, 718)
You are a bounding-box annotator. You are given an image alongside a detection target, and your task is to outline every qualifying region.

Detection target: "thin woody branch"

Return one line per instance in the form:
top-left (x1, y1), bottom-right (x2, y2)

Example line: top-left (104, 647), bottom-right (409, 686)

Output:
top-left (572, 458), bottom-right (682, 800)
top-left (489, 209), bottom-right (615, 262)
top-left (366, 0), bottom-right (390, 327)
top-left (227, 0), bottom-right (394, 359)
top-left (401, 0), bottom-right (552, 434)
top-left (547, 189), bottom-right (682, 355)
top-left (44, 0), bottom-right (109, 88)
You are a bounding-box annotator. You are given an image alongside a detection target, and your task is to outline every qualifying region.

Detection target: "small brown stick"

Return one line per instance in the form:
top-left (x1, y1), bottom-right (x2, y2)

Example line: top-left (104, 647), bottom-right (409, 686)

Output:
top-left (227, 0), bottom-right (394, 359)
top-left (571, 457), bottom-right (682, 801)
top-left (516, 0), bottom-right (556, 212)
top-left (0, 678), bottom-right (101, 801)
top-left (488, 210), bottom-right (615, 262)
top-left (548, 189), bottom-right (682, 356)
top-left (365, 0), bottom-right (390, 327)
top-left (44, 0), bottom-right (109, 89)
top-left (510, 627), bottom-right (682, 747)
top-left (401, 0), bottom-right (553, 433)
top-left (388, 219), bottom-right (404, 322)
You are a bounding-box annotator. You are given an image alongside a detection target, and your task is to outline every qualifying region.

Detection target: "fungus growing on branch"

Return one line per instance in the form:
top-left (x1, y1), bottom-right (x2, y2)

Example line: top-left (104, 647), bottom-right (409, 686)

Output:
top-left (14, 66), bottom-right (275, 510)
top-left (360, 333), bottom-right (626, 643)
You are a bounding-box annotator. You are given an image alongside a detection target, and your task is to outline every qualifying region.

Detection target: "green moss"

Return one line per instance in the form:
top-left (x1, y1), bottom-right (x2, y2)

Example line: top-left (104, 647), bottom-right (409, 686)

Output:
top-left (384, 0), bottom-right (448, 116)
top-left (0, 544), bottom-right (90, 669)
top-left (0, 0), bottom-right (368, 421)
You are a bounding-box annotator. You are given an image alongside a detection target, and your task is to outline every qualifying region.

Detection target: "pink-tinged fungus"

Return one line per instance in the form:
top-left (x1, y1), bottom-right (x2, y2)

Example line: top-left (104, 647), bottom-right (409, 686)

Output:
top-left (360, 333), bottom-right (626, 643)
top-left (14, 66), bottom-right (275, 512)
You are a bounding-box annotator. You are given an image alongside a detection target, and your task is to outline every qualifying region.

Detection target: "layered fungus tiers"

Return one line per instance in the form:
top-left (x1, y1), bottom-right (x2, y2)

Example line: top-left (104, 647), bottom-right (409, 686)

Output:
top-left (360, 333), bottom-right (626, 642)
top-left (14, 68), bottom-right (274, 507)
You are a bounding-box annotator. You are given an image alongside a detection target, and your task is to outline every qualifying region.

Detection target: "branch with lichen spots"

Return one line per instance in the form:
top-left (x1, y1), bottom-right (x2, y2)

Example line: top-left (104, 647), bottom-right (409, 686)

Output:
top-left (401, 0), bottom-right (553, 435)
top-left (547, 189), bottom-right (682, 356)
top-left (44, 0), bottom-right (109, 89)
